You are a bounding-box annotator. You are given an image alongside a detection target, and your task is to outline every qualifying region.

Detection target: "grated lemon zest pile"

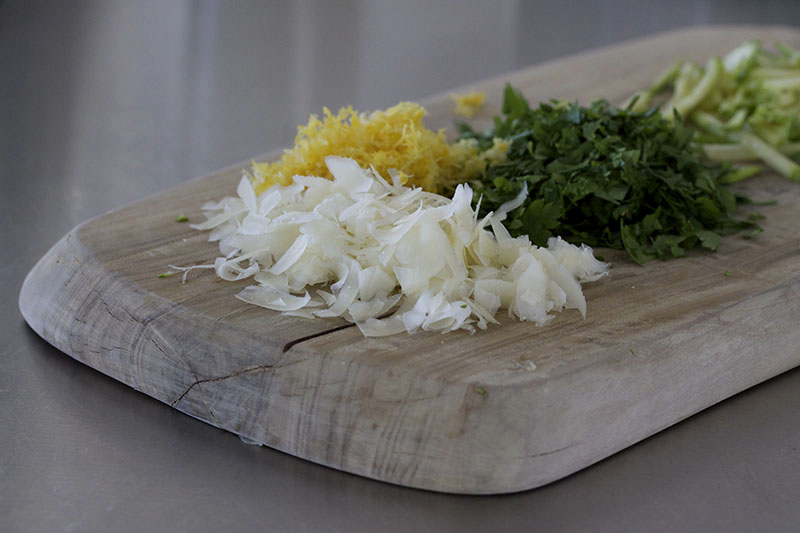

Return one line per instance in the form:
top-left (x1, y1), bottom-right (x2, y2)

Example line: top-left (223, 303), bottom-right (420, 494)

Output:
top-left (450, 91), bottom-right (486, 118)
top-left (251, 102), bottom-right (496, 195)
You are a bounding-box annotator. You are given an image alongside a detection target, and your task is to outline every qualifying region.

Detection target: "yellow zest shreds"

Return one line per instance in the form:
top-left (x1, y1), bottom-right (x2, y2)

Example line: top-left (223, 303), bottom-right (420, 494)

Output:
top-left (484, 138), bottom-right (511, 165)
top-left (251, 102), bottom-right (495, 195)
top-left (451, 91), bottom-right (486, 118)
top-left (446, 137), bottom-right (510, 179)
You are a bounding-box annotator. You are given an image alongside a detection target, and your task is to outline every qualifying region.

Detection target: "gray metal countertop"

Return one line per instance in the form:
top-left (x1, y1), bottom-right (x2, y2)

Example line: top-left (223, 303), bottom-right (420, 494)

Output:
top-left (2, 1), bottom-right (799, 531)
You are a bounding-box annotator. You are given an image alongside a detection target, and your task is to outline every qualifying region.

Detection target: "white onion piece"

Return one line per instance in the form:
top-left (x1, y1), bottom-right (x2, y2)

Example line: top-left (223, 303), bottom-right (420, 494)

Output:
top-left (546, 236), bottom-right (609, 282)
top-left (356, 315), bottom-right (408, 337)
top-left (188, 156), bottom-right (609, 336)
top-left (494, 182), bottom-right (528, 222)
top-left (189, 206), bottom-right (247, 231)
top-left (237, 176), bottom-right (257, 214)
top-left (236, 285), bottom-right (311, 312)
top-left (270, 234), bottom-right (310, 275)
top-left (214, 256), bottom-right (260, 281)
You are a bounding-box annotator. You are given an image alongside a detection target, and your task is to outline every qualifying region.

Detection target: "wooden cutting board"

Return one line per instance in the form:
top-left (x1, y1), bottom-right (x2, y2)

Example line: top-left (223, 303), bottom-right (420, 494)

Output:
top-left (19, 26), bottom-right (800, 494)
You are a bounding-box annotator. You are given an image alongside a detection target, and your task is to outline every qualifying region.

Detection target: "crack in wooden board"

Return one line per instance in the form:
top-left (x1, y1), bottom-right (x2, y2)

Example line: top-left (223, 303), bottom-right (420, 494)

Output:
top-left (281, 323), bottom-right (358, 354)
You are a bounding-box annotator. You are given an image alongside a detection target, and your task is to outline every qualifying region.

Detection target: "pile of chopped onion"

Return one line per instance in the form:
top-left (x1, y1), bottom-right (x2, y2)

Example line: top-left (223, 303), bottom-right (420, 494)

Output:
top-left (188, 156), bottom-right (608, 336)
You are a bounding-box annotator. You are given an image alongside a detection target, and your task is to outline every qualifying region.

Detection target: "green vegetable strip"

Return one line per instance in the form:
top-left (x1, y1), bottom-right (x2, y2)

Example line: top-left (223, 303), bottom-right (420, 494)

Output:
top-left (626, 59), bottom-right (682, 112)
top-left (664, 57), bottom-right (722, 120)
top-left (702, 142), bottom-right (800, 161)
top-left (734, 131), bottom-right (800, 181)
top-left (723, 109), bottom-right (747, 130)
top-left (719, 165), bottom-right (762, 184)
top-left (663, 62), bottom-right (701, 112)
top-left (692, 111), bottom-right (729, 139)
top-left (761, 77), bottom-right (800, 90)
top-left (776, 41), bottom-right (800, 65)
top-left (751, 67), bottom-right (800, 78)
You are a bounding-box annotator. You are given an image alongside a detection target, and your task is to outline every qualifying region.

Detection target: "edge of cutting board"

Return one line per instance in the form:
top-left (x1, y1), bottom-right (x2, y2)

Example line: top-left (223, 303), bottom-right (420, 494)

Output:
top-left (19, 25), bottom-right (800, 494)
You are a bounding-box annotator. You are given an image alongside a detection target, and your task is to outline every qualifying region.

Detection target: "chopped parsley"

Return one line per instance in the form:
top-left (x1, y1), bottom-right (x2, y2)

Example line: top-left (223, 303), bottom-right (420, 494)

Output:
top-left (458, 84), bottom-right (763, 264)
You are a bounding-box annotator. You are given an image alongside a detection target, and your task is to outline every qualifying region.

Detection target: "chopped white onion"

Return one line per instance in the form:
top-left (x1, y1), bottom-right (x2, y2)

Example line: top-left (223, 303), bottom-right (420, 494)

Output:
top-left (494, 181), bottom-right (528, 222)
top-left (188, 156), bottom-right (609, 336)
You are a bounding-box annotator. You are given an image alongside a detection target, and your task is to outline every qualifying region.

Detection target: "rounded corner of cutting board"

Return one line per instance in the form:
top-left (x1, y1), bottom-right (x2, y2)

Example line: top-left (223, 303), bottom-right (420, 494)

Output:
top-left (19, 223), bottom-right (90, 341)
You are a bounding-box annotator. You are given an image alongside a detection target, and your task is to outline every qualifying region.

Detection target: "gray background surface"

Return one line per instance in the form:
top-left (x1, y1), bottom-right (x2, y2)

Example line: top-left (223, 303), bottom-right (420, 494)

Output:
top-left (2, 1), bottom-right (800, 532)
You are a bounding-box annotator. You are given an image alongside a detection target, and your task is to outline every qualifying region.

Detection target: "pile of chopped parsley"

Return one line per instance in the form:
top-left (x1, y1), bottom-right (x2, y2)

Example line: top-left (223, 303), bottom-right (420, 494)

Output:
top-left (458, 84), bottom-right (763, 264)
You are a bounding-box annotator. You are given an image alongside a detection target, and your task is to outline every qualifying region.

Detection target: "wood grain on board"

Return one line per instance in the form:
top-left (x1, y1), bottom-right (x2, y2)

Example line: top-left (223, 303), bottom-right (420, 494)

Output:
top-left (19, 26), bottom-right (800, 494)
